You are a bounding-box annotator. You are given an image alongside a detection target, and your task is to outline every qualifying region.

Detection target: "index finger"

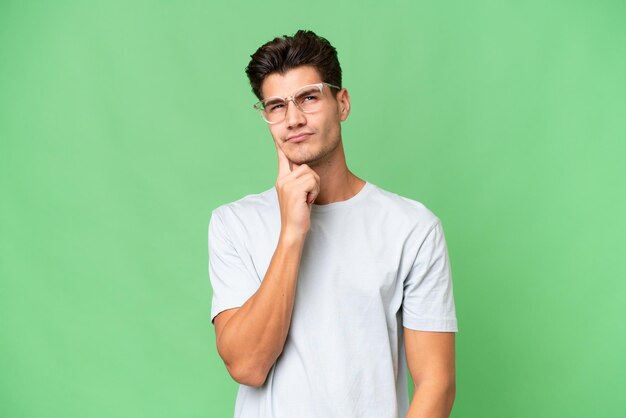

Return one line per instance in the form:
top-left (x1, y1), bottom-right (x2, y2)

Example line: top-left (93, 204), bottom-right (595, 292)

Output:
top-left (274, 139), bottom-right (292, 178)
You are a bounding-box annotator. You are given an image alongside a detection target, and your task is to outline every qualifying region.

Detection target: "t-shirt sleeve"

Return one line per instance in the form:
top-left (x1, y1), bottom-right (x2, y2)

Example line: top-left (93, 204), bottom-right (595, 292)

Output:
top-left (402, 220), bottom-right (458, 332)
top-left (208, 208), bottom-right (260, 323)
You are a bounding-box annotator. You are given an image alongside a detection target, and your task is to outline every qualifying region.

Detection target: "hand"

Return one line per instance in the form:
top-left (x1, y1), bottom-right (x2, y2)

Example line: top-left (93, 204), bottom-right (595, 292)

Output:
top-left (273, 139), bottom-right (321, 238)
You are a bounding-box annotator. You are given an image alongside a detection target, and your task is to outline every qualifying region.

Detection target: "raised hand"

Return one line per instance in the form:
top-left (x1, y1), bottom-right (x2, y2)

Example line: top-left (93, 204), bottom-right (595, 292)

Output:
top-left (273, 139), bottom-right (321, 238)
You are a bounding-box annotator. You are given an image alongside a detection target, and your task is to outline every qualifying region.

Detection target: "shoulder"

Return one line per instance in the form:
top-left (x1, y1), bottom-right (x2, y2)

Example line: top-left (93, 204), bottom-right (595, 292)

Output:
top-left (210, 186), bottom-right (277, 227)
top-left (366, 182), bottom-right (440, 228)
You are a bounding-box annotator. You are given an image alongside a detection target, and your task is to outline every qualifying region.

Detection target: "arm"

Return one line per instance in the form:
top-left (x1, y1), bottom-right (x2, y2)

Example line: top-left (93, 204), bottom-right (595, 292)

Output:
top-left (212, 142), bottom-right (320, 388)
top-left (213, 231), bottom-right (305, 387)
top-left (404, 329), bottom-right (456, 418)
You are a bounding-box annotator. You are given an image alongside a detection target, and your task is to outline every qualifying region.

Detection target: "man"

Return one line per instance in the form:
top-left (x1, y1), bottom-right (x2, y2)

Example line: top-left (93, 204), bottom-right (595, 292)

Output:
top-left (208, 30), bottom-right (458, 418)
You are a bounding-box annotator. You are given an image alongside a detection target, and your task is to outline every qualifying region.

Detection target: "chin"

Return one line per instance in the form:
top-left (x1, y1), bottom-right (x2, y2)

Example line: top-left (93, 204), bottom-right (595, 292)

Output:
top-left (283, 147), bottom-right (314, 164)
top-left (288, 149), bottom-right (324, 165)
top-left (290, 142), bottom-right (340, 166)
top-left (289, 156), bottom-right (315, 166)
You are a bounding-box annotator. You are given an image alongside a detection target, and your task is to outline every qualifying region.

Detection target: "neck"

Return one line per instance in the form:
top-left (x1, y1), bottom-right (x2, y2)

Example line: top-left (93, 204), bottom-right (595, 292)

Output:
top-left (308, 141), bottom-right (365, 205)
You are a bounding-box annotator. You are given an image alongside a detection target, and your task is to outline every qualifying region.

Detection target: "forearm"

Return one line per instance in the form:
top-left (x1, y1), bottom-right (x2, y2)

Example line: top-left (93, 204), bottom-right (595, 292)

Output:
top-left (406, 380), bottom-right (456, 418)
top-left (217, 231), bottom-right (305, 384)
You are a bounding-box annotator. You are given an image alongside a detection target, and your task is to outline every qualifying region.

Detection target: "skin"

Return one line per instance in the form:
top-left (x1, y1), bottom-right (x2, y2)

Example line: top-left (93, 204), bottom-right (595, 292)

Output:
top-left (213, 65), bottom-right (455, 417)
top-left (264, 65), bottom-right (365, 207)
top-left (405, 331), bottom-right (456, 418)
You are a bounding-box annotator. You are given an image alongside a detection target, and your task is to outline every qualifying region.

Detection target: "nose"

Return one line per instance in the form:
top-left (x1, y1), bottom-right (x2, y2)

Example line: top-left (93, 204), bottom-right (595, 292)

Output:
top-left (284, 99), bottom-right (306, 129)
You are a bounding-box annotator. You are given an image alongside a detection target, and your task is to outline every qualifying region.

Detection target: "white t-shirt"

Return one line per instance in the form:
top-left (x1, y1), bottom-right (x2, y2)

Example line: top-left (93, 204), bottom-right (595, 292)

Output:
top-left (208, 181), bottom-right (458, 418)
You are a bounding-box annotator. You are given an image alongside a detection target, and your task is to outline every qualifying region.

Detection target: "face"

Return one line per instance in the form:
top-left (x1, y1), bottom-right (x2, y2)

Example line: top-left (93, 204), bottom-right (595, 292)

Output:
top-left (260, 65), bottom-right (351, 166)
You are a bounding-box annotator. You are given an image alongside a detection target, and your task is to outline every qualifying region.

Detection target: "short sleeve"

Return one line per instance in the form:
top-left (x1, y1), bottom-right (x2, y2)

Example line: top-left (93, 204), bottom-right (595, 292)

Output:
top-left (402, 220), bottom-right (458, 332)
top-left (208, 208), bottom-right (260, 322)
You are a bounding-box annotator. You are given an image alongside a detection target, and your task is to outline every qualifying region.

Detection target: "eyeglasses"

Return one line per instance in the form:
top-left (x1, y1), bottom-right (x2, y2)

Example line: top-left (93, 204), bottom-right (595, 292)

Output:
top-left (253, 82), bottom-right (341, 124)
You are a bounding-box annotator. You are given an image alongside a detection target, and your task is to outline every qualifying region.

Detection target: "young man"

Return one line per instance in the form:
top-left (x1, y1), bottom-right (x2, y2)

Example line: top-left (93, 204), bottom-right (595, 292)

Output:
top-left (208, 30), bottom-right (458, 418)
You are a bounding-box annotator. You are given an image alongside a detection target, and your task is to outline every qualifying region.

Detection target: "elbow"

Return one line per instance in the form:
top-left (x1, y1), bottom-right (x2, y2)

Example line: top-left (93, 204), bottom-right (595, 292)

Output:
top-left (215, 337), bottom-right (274, 388)
top-left (436, 376), bottom-right (456, 401)
top-left (413, 376), bottom-right (456, 408)
top-left (441, 378), bottom-right (456, 411)
top-left (442, 375), bottom-right (456, 393)
top-left (447, 379), bottom-right (457, 403)
top-left (225, 361), bottom-right (269, 388)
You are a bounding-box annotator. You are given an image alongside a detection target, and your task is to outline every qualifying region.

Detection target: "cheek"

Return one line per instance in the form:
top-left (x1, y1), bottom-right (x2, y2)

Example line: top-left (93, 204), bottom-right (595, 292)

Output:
top-left (324, 115), bottom-right (341, 135)
top-left (268, 126), bottom-right (283, 142)
top-left (322, 109), bottom-right (340, 131)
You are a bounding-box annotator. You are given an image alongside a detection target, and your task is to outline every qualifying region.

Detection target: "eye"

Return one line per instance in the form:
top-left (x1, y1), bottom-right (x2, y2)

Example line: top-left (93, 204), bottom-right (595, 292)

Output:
top-left (296, 89), bottom-right (321, 104)
top-left (265, 100), bottom-right (285, 112)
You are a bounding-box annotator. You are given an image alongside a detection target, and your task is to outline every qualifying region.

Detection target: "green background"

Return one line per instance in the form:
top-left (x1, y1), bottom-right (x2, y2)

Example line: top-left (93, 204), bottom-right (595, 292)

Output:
top-left (1, 0), bottom-right (625, 417)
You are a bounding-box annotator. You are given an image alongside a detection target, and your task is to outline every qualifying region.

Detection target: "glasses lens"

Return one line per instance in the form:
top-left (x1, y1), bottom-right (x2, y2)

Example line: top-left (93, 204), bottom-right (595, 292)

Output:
top-left (258, 84), bottom-right (326, 124)
top-left (261, 98), bottom-right (287, 124)
top-left (294, 85), bottom-right (323, 113)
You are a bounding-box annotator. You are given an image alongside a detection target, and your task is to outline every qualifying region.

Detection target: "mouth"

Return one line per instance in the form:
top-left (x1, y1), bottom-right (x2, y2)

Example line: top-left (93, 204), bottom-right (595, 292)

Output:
top-left (286, 132), bottom-right (312, 143)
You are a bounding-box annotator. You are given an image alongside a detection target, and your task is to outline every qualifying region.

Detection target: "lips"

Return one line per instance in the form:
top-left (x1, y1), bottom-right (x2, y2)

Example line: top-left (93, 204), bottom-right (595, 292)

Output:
top-left (286, 132), bottom-right (312, 143)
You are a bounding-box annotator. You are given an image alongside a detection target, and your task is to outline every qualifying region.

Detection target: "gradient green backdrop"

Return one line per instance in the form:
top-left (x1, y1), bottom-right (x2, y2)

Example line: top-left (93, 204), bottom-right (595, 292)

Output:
top-left (1, 1), bottom-right (625, 417)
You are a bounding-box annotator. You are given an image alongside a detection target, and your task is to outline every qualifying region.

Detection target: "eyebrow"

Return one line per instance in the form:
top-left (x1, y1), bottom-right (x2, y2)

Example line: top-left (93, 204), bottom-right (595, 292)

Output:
top-left (295, 88), bottom-right (319, 96)
top-left (263, 98), bottom-right (285, 106)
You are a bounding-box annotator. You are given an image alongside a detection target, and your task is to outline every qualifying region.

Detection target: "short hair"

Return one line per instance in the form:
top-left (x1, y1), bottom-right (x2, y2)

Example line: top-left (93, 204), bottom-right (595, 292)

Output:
top-left (245, 30), bottom-right (342, 101)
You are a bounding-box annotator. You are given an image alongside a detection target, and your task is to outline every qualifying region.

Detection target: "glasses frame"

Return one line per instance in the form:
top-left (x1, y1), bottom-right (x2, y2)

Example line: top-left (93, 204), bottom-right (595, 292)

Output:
top-left (253, 82), bottom-right (341, 124)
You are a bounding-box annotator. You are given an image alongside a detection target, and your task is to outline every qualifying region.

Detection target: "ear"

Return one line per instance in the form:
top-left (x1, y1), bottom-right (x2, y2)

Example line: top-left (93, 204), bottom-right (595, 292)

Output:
top-left (337, 88), bottom-right (351, 122)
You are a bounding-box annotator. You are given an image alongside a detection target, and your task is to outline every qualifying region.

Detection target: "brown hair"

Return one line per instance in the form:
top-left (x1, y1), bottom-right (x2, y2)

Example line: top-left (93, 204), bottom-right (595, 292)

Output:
top-left (245, 30), bottom-right (342, 100)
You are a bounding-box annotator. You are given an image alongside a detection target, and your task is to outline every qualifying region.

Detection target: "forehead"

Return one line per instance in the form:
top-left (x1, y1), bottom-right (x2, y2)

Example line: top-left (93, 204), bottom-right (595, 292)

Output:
top-left (261, 66), bottom-right (323, 99)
